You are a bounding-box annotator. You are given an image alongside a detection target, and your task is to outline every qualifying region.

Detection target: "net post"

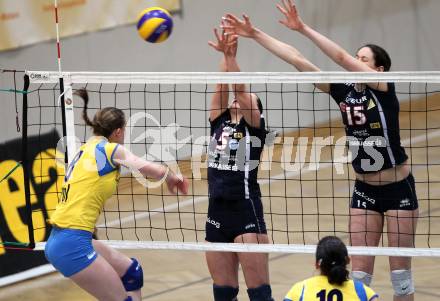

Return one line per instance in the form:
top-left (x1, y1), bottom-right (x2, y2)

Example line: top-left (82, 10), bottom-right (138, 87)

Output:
top-left (21, 74), bottom-right (35, 249)
top-left (58, 77), bottom-right (69, 164)
top-left (62, 82), bottom-right (77, 161)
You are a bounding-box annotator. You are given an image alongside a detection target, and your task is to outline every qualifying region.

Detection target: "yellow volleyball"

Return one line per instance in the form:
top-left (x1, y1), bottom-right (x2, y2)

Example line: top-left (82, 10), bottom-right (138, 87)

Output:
top-left (136, 7), bottom-right (173, 43)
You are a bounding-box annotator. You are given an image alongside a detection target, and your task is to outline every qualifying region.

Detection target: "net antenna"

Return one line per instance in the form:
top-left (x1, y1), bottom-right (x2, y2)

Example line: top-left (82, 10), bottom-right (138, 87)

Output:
top-left (53, 0), bottom-right (76, 165)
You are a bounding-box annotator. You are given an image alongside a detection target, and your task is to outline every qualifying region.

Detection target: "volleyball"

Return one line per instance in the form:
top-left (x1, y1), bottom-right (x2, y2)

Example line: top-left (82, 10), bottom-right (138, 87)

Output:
top-left (136, 7), bottom-right (173, 43)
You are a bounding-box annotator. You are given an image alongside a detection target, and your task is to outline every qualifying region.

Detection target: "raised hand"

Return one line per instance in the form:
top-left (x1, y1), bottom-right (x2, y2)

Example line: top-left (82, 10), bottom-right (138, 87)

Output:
top-left (225, 34), bottom-right (238, 58)
top-left (221, 13), bottom-right (257, 38)
top-left (208, 21), bottom-right (238, 58)
top-left (277, 0), bottom-right (305, 31)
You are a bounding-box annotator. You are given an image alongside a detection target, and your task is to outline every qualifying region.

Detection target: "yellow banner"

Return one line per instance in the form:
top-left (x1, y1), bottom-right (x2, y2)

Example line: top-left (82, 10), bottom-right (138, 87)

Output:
top-left (0, 0), bottom-right (181, 51)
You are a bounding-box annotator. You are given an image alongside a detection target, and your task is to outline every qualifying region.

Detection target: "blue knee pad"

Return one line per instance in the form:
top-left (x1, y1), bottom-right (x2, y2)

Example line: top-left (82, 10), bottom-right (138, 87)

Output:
top-left (121, 258), bottom-right (144, 291)
top-left (247, 284), bottom-right (274, 301)
top-left (213, 284), bottom-right (239, 301)
top-left (124, 297), bottom-right (133, 301)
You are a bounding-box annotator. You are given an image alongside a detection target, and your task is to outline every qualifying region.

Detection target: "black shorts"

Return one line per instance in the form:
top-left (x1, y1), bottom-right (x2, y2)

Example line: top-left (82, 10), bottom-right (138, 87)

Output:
top-left (351, 173), bottom-right (418, 213)
top-left (205, 197), bottom-right (267, 243)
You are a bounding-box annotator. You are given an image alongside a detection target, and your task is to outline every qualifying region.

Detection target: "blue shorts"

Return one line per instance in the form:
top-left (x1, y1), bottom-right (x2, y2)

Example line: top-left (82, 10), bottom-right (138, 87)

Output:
top-left (44, 227), bottom-right (98, 277)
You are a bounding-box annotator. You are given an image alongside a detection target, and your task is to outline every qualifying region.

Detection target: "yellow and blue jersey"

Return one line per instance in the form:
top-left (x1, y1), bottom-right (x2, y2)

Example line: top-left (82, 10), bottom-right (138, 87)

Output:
top-left (284, 275), bottom-right (378, 301)
top-left (50, 137), bottom-right (120, 232)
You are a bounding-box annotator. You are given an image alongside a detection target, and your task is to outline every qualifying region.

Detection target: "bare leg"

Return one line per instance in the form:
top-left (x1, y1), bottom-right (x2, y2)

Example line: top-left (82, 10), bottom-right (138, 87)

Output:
top-left (350, 208), bottom-right (384, 275)
top-left (205, 249), bottom-right (239, 287)
top-left (387, 209), bottom-right (418, 301)
top-left (235, 233), bottom-right (270, 288)
top-left (93, 240), bottom-right (142, 301)
top-left (70, 255), bottom-right (128, 301)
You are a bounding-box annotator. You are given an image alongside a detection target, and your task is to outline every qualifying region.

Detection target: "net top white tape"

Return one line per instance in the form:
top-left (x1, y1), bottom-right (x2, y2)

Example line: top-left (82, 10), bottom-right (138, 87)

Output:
top-left (26, 71), bottom-right (440, 84)
top-left (34, 241), bottom-right (440, 257)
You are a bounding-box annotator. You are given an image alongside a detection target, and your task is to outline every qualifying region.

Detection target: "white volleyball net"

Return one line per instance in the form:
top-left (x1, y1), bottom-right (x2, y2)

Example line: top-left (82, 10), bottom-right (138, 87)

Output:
top-left (21, 71), bottom-right (440, 257)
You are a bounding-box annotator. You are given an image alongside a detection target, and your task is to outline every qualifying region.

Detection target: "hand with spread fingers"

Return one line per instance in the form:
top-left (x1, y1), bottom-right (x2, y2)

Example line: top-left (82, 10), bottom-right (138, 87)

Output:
top-left (221, 13), bottom-right (258, 39)
top-left (277, 0), bottom-right (306, 32)
top-left (208, 21), bottom-right (238, 58)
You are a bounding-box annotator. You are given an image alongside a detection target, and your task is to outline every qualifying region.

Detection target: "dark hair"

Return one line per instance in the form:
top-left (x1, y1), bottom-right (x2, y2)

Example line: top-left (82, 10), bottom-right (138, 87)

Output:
top-left (360, 44), bottom-right (392, 71)
top-left (75, 89), bottom-right (125, 138)
top-left (256, 95), bottom-right (263, 114)
top-left (316, 236), bottom-right (349, 285)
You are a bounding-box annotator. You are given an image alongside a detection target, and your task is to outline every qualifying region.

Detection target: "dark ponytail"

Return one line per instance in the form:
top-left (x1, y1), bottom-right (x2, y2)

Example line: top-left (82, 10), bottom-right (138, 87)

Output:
top-left (75, 89), bottom-right (94, 127)
top-left (75, 89), bottom-right (125, 138)
top-left (316, 236), bottom-right (349, 285)
top-left (256, 95), bottom-right (263, 114)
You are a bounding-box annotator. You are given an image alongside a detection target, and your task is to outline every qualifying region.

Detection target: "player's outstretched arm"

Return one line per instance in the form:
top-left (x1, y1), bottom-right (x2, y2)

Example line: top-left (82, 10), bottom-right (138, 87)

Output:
top-left (208, 25), bottom-right (230, 121)
top-left (278, 0), bottom-right (388, 91)
top-left (213, 33), bottom-right (261, 128)
top-left (277, 0), bottom-right (372, 73)
top-left (113, 145), bottom-right (188, 195)
top-left (222, 13), bottom-right (319, 72)
top-left (222, 13), bottom-right (329, 93)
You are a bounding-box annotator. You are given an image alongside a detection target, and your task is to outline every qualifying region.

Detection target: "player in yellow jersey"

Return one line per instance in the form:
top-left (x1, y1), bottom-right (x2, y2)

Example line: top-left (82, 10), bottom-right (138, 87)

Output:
top-left (45, 89), bottom-right (189, 301)
top-left (284, 236), bottom-right (379, 301)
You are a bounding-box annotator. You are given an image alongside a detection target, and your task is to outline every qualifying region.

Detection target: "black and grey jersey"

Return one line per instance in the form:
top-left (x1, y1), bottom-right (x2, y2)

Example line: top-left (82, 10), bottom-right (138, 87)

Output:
top-left (208, 110), bottom-right (266, 200)
top-left (330, 82), bottom-right (408, 174)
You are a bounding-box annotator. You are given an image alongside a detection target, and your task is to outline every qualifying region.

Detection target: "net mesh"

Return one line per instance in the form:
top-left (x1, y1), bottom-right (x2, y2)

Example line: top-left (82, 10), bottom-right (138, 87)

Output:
top-left (21, 71), bottom-right (440, 255)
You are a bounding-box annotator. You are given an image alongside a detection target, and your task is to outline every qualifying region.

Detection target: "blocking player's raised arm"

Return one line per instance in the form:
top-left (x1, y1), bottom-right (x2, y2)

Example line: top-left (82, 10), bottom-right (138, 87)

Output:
top-left (222, 13), bottom-right (330, 93)
top-left (208, 26), bottom-right (232, 122)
